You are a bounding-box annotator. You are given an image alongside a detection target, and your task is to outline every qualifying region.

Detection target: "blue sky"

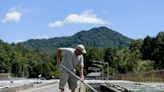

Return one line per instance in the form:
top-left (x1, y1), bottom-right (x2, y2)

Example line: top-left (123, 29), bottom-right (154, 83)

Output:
top-left (0, 0), bottom-right (164, 43)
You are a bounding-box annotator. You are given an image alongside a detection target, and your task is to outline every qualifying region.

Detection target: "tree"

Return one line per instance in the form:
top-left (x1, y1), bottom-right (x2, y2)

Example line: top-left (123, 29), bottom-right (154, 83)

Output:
top-left (141, 32), bottom-right (164, 69)
top-left (141, 36), bottom-right (154, 60)
top-left (116, 39), bottom-right (154, 73)
top-left (104, 48), bottom-right (117, 68)
top-left (84, 47), bottom-right (104, 72)
top-left (11, 59), bottom-right (22, 76)
top-left (152, 32), bottom-right (164, 69)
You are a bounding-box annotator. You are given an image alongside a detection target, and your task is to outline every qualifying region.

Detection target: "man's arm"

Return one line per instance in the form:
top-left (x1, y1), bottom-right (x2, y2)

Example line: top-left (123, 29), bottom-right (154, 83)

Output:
top-left (56, 48), bottom-right (61, 64)
top-left (79, 55), bottom-right (84, 81)
top-left (80, 66), bottom-right (84, 81)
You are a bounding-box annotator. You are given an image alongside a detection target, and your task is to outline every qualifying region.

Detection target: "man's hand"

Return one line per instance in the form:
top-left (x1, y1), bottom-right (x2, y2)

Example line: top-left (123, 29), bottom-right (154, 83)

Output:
top-left (80, 76), bottom-right (84, 84)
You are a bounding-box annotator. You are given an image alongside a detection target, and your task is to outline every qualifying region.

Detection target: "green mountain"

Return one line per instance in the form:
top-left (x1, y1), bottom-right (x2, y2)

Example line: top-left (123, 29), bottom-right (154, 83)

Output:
top-left (19, 26), bottom-right (132, 53)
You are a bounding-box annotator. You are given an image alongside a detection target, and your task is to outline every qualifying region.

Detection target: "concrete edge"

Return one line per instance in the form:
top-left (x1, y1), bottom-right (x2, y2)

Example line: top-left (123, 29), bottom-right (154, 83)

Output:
top-left (0, 81), bottom-right (58, 92)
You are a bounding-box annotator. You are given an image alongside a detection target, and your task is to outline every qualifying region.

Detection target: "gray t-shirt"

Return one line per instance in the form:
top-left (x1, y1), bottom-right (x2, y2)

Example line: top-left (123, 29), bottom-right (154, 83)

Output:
top-left (59, 48), bottom-right (84, 70)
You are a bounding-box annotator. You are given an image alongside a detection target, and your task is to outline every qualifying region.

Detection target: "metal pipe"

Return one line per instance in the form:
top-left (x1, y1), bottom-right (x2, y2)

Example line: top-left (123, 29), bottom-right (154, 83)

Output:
top-left (61, 64), bottom-right (98, 92)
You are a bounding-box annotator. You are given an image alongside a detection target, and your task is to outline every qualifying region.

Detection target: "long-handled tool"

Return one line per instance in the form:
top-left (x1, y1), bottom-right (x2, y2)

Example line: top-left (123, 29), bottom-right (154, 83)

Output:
top-left (61, 64), bottom-right (98, 92)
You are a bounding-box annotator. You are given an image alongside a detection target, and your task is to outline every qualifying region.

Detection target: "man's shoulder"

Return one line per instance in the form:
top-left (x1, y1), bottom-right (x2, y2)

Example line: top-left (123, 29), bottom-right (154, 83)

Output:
top-left (59, 47), bottom-right (74, 50)
top-left (59, 48), bottom-right (75, 53)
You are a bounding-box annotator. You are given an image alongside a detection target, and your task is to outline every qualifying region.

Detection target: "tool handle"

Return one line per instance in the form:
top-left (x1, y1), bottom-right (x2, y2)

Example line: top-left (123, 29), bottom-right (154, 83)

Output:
top-left (61, 64), bottom-right (97, 92)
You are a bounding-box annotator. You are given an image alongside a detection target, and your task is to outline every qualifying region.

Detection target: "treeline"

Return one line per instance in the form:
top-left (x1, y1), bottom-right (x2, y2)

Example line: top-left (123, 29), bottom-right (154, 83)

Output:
top-left (0, 32), bottom-right (163, 78)
top-left (0, 40), bottom-right (59, 79)
top-left (141, 32), bottom-right (164, 69)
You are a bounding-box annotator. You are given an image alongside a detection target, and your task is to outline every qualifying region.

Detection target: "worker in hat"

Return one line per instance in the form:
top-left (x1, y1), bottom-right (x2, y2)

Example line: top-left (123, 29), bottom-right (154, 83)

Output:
top-left (56, 44), bottom-right (87, 92)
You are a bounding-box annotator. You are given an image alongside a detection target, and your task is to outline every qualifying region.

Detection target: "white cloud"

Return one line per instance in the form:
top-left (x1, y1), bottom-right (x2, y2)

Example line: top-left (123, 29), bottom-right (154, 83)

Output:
top-left (1, 10), bottom-right (22, 23)
top-left (49, 10), bottom-right (108, 28)
top-left (49, 21), bottom-right (63, 27)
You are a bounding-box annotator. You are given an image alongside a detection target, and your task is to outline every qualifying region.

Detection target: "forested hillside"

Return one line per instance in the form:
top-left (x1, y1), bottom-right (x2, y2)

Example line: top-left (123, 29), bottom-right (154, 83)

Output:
top-left (19, 27), bottom-right (132, 53)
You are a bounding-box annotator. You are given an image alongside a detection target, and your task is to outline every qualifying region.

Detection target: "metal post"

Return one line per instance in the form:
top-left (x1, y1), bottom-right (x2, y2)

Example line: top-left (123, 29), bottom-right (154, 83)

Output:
top-left (107, 63), bottom-right (109, 80)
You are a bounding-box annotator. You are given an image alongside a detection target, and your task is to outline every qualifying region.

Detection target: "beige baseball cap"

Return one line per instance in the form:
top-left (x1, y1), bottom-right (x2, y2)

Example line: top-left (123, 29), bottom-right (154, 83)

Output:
top-left (76, 44), bottom-right (87, 54)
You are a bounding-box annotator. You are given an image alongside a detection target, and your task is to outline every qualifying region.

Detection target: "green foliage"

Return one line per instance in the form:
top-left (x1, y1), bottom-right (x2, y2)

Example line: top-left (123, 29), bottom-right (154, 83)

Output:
top-left (115, 39), bottom-right (153, 73)
top-left (0, 40), bottom-right (58, 78)
top-left (84, 47), bottom-right (104, 71)
top-left (141, 36), bottom-right (153, 60)
top-left (104, 48), bottom-right (117, 68)
top-left (141, 32), bottom-right (164, 69)
top-left (108, 67), bottom-right (116, 75)
top-left (19, 26), bottom-right (131, 53)
top-left (136, 60), bottom-right (154, 72)
top-left (116, 49), bottom-right (133, 73)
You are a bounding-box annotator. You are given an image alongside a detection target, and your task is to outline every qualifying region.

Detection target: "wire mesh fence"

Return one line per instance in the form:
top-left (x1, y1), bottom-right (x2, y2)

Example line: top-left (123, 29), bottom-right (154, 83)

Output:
top-left (113, 70), bottom-right (164, 82)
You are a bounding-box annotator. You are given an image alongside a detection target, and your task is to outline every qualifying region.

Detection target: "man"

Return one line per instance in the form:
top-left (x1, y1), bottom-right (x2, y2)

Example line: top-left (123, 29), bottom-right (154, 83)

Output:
top-left (56, 44), bottom-right (87, 92)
